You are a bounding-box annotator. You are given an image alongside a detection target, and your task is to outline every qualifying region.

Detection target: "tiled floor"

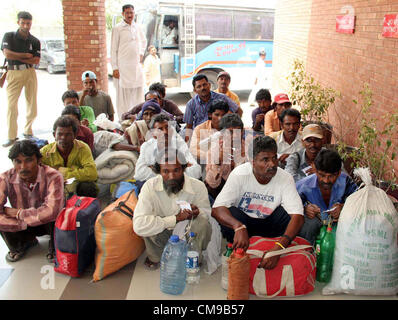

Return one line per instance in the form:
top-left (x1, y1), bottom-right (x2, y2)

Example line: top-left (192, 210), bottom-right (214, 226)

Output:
top-left (0, 235), bottom-right (396, 300)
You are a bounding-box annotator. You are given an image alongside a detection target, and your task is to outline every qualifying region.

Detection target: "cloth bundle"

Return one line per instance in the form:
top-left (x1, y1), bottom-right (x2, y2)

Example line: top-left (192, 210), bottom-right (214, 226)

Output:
top-left (95, 149), bottom-right (138, 185)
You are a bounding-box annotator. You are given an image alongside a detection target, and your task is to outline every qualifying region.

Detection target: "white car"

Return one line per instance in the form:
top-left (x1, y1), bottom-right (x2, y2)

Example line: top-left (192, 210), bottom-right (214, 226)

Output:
top-left (38, 39), bottom-right (66, 74)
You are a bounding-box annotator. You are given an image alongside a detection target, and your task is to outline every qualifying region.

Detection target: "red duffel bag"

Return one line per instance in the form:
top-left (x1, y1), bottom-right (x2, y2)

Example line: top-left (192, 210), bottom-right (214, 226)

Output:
top-left (247, 236), bottom-right (316, 298)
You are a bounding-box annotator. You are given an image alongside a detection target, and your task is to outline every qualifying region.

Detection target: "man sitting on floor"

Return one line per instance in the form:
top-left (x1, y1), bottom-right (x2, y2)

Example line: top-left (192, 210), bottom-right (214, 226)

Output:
top-left (252, 89), bottom-right (272, 134)
top-left (62, 105), bottom-right (94, 153)
top-left (133, 148), bottom-right (212, 270)
top-left (263, 93), bottom-right (292, 136)
top-left (269, 108), bottom-right (303, 168)
top-left (285, 123), bottom-right (325, 182)
top-left (111, 99), bottom-right (162, 154)
top-left (41, 116), bottom-right (98, 197)
top-left (296, 149), bottom-right (357, 244)
top-left (0, 140), bottom-right (64, 263)
top-left (134, 114), bottom-right (201, 185)
top-left (62, 89), bottom-right (97, 132)
top-left (189, 99), bottom-right (229, 163)
top-left (183, 74), bottom-right (241, 142)
top-left (214, 71), bottom-right (241, 109)
top-left (212, 135), bottom-right (304, 269)
top-left (79, 70), bottom-right (115, 121)
top-left (121, 82), bottom-right (184, 124)
top-left (205, 114), bottom-right (253, 201)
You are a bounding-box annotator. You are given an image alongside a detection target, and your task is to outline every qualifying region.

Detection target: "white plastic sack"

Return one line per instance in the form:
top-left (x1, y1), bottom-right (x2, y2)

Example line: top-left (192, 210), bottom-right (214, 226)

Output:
top-left (323, 168), bottom-right (398, 295)
top-left (94, 113), bottom-right (122, 131)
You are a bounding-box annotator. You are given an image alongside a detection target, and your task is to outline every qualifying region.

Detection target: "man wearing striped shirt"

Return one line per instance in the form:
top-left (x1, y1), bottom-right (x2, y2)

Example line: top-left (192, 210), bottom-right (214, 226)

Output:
top-left (0, 140), bottom-right (64, 262)
top-left (183, 74), bottom-right (241, 142)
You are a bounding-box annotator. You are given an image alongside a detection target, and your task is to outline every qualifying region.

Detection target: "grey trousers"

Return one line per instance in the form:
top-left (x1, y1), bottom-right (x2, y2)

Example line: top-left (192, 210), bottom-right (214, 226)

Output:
top-left (144, 215), bottom-right (212, 263)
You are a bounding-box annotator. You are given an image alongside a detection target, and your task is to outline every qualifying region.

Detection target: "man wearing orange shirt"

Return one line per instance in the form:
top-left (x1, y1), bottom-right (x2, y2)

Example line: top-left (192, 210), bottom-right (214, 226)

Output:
top-left (215, 71), bottom-right (243, 117)
top-left (264, 93), bottom-right (292, 136)
top-left (189, 99), bottom-right (229, 164)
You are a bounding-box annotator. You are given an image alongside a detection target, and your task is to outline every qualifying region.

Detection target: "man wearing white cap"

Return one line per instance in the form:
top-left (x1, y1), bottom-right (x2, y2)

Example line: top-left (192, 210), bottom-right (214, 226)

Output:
top-left (79, 70), bottom-right (115, 121)
top-left (285, 123), bottom-right (325, 182)
top-left (111, 4), bottom-right (147, 120)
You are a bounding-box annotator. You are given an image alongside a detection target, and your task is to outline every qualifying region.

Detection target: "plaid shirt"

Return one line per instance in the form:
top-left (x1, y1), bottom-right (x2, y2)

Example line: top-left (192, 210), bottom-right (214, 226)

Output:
top-left (0, 164), bottom-right (64, 232)
top-left (183, 91), bottom-right (239, 128)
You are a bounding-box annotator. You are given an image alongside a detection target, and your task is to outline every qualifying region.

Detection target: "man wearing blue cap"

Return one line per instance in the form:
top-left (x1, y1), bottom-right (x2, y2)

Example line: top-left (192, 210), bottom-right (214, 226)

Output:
top-left (79, 70), bottom-right (115, 121)
top-left (112, 99), bottom-right (162, 153)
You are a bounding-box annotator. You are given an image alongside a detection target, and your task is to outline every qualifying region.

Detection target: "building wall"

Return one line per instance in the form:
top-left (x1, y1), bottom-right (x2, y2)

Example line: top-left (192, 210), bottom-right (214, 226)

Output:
top-left (62, 0), bottom-right (108, 92)
top-left (273, 0), bottom-right (398, 175)
top-left (272, 0), bottom-right (313, 96)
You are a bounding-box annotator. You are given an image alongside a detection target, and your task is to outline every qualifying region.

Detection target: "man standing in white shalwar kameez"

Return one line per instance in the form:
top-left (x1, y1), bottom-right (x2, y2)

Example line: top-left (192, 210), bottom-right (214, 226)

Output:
top-left (111, 4), bottom-right (147, 120)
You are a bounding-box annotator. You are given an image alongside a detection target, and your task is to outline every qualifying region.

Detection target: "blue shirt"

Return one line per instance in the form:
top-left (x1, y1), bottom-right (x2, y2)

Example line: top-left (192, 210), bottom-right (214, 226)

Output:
top-left (296, 172), bottom-right (357, 219)
top-left (183, 91), bottom-right (239, 128)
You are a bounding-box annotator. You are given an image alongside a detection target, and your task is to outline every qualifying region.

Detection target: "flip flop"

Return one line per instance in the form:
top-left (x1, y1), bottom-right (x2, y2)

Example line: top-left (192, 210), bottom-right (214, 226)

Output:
top-left (5, 238), bottom-right (38, 263)
top-left (46, 251), bottom-right (55, 264)
top-left (144, 257), bottom-right (160, 271)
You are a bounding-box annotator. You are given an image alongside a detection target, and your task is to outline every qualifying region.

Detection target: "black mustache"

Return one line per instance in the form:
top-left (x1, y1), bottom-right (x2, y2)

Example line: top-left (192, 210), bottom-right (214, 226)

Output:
top-left (320, 182), bottom-right (333, 188)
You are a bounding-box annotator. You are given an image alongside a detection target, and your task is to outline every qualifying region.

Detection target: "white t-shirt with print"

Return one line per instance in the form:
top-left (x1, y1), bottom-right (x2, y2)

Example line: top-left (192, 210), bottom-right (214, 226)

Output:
top-left (213, 162), bottom-right (303, 219)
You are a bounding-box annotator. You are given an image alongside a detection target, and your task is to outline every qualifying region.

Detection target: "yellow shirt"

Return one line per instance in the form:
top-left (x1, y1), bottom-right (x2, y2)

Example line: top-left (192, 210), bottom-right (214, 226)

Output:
top-left (215, 89), bottom-right (241, 107)
top-left (40, 139), bottom-right (98, 182)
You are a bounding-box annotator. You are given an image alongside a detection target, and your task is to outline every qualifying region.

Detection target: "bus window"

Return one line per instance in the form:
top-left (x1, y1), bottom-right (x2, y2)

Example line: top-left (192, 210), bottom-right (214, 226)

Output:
top-left (195, 9), bottom-right (233, 39)
top-left (136, 11), bottom-right (157, 48)
top-left (161, 15), bottom-right (178, 48)
top-left (233, 11), bottom-right (274, 40)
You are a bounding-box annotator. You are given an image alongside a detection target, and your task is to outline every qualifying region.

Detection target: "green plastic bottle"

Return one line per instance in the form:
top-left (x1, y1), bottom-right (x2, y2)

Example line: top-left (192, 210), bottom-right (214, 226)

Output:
top-left (316, 226), bottom-right (336, 283)
top-left (225, 243), bottom-right (233, 257)
top-left (315, 225), bottom-right (327, 258)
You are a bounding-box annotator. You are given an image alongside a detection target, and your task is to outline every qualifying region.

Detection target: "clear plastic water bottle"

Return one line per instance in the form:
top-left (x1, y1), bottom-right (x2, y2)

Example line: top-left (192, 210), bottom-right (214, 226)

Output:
top-left (221, 243), bottom-right (233, 290)
top-left (186, 232), bottom-right (200, 284)
top-left (160, 235), bottom-right (187, 295)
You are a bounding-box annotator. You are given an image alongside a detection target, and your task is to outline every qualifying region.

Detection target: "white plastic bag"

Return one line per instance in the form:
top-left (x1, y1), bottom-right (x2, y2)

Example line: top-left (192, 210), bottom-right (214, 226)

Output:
top-left (323, 168), bottom-right (398, 295)
top-left (94, 113), bottom-right (121, 131)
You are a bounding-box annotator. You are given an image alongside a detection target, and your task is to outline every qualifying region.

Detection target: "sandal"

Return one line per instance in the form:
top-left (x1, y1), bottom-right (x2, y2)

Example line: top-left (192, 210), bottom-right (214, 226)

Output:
top-left (6, 251), bottom-right (24, 262)
top-left (46, 251), bottom-right (55, 264)
top-left (5, 238), bottom-right (38, 263)
top-left (144, 257), bottom-right (160, 271)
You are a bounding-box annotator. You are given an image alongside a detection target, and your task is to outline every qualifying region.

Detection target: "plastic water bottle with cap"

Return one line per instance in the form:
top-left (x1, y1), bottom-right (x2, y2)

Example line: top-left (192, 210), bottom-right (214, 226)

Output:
top-left (316, 224), bottom-right (336, 283)
top-left (160, 235), bottom-right (187, 295)
top-left (186, 232), bottom-right (200, 285)
top-left (221, 243), bottom-right (233, 290)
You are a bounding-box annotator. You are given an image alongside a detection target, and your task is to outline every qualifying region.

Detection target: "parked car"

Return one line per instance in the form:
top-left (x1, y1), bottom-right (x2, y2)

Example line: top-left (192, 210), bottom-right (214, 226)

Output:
top-left (38, 39), bottom-right (66, 74)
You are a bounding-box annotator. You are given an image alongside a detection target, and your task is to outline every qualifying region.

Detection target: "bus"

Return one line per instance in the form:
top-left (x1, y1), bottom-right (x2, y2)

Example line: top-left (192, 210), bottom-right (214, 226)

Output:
top-left (131, 0), bottom-right (275, 92)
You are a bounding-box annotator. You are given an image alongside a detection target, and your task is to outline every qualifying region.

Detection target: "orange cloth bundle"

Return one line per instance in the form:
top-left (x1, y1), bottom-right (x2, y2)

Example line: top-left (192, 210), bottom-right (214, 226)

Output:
top-left (227, 248), bottom-right (250, 300)
top-left (93, 189), bottom-right (145, 281)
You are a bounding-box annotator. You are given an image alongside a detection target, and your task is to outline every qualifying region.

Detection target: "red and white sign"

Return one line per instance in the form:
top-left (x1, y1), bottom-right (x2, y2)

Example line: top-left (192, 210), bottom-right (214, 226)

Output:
top-left (382, 14), bottom-right (398, 38)
top-left (336, 15), bottom-right (356, 34)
